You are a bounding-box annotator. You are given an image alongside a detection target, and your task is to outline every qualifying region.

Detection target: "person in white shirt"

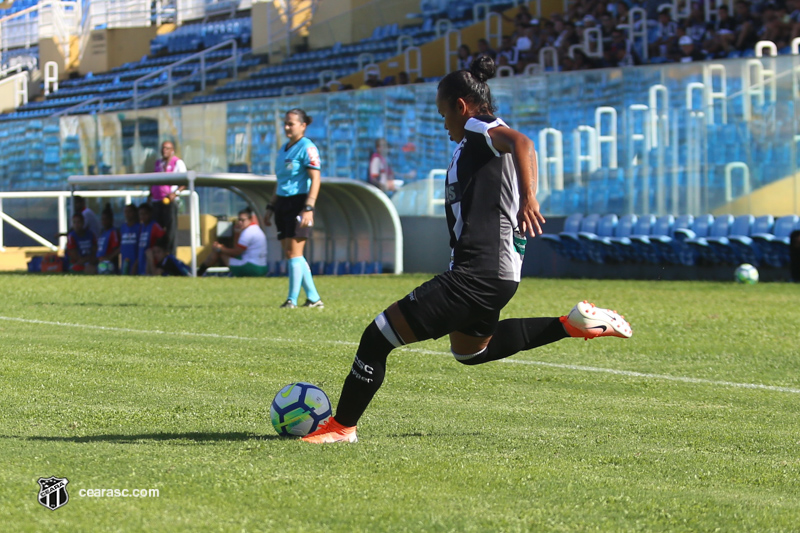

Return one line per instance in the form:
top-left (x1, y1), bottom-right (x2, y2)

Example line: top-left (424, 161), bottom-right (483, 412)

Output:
top-left (199, 207), bottom-right (268, 277)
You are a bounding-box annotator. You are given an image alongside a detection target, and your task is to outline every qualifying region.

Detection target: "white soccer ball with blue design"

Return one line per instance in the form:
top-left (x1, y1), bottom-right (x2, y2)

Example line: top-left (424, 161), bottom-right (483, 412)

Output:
top-left (735, 263), bottom-right (759, 284)
top-left (270, 382), bottom-right (332, 436)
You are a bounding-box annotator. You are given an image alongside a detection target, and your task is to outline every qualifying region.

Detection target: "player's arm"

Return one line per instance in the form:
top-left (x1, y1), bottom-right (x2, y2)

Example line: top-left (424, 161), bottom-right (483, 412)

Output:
top-left (487, 126), bottom-right (546, 237)
top-left (300, 168), bottom-right (321, 228)
top-left (214, 241), bottom-right (245, 258)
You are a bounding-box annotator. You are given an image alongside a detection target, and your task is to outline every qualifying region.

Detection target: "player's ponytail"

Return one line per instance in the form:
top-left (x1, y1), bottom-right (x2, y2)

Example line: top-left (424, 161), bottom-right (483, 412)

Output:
top-left (437, 56), bottom-right (497, 115)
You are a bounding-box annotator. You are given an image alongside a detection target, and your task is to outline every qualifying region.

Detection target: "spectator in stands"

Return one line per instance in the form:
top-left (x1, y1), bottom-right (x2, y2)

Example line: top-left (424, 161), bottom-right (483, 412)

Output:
top-left (475, 38), bottom-right (497, 60)
top-left (66, 213), bottom-right (97, 274)
top-left (263, 108), bottom-right (323, 309)
top-left (555, 20), bottom-right (580, 57)
top-left (599, 12), bottom-right (618, 49)
top-left (497, 35), bottom-right (519, 68)
top-left (733, 0), bottom-right (759, 51)
top-left (684, 4), bottom-right (708, 44)
top-left (397, 71), bottom-right (410, 85)
top-left (96, 204), bottom-right (121, 274)
top-left (790, 0), bottom-right (800, 40)
top-left (368, 139), bottom-right (396, 195)
top-left (199, 207), bottom-right (268, 277)
top-left (151, 140), bottom-right (187, 255)
top-left (676, 34), bottom-right (706, 62)
top-left (73, 196), bottom-right (101, 238)
top-left (606, 28), bottom-right (640, 66)
top-left (457, 44), bottom-right (474, 70)
top-left (650, 8), bottom-right (679, 59)
top-left (759, 8), bottom-right (791, 49)
top-left (503, 4), bottom-right (531, 26)
top-left (361, 73), bottom-right (384, 89)
top-left (136, 202), bottom-right (165, 276)
top-left (119, 204), bottom-right (140, 275)
top-left (151, 237), bottom-right (191, 277)
top-left (614, 0), bottom-right (631, 26)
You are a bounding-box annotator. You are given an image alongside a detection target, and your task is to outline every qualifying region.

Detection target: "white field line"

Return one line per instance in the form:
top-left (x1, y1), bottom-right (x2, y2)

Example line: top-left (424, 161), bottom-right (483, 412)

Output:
top-left (2, 315), bottom-right (800, 395)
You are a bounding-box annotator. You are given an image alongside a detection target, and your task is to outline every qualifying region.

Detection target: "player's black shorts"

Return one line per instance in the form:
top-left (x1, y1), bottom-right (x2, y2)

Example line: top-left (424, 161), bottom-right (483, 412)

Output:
top-left (397, 269), bottom-right (518, 340)
top-left (274, 194), bottom-right (311, 241)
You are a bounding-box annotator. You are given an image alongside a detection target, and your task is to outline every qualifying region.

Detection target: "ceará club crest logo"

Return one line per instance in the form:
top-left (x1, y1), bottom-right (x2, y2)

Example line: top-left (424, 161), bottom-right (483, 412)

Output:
top-left (37, 476), bottom-right (69, 511)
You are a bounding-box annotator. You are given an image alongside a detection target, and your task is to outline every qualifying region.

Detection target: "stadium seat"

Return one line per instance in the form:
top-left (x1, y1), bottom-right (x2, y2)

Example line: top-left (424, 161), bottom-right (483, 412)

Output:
top-left (577, 213), bottom-right (618, 263)
top-left (707, 214), bottom-right (754, 265)
top-left (727, 214), bottom-right (774, 266)
top-left (605, 214), bottom-right (638, 263)
top-left (752, 215), bottom-right (800, 267)
top-left (541, 213), bottom-right (582, 260)
top-left (687, 214), bottom-right (733, 264)
top-left (629, 214), bottom-right (673, 263)
top-left (557, 214), bottom-right (600, 261)
top-left (650, 214), bottom-right (697, 265)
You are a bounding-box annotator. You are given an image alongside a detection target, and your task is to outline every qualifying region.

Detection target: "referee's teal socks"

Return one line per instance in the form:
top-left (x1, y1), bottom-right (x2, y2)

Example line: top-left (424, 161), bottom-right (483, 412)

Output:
top-left (287, 257), bottom-right (320, 305)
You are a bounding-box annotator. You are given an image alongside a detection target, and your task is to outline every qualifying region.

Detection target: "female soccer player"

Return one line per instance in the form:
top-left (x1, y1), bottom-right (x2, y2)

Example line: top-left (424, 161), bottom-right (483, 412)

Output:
top-left (303, 57), bottom-right (633, 444)
top-left (264, 108), bottom-right (323, 309)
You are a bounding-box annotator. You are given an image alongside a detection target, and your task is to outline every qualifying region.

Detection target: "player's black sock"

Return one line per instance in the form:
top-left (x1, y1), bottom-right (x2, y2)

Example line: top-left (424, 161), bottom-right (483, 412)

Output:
top-left (455, 317), bottom-right (567, 366)
top-left (333, 321), bottom-right (395, 427)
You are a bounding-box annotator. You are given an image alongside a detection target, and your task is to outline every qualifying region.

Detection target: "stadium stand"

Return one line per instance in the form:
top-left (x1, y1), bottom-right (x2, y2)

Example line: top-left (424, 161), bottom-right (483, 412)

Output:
top-left (542, 212), bottom-right (800, 269)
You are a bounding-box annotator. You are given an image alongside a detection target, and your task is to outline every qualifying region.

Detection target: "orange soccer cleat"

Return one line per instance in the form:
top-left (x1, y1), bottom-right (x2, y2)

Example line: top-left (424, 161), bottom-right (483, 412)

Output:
top-left (301, 417), bottom-right (358, 444)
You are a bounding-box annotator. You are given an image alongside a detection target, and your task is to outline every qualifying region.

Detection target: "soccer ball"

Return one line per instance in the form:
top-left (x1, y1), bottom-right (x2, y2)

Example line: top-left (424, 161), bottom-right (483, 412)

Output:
top-left (270, 382), bottom-right (332, 436)
top-left (97, 260), bottom-right (114, 275)
top-left (735, 263), bottom-right (759, 284)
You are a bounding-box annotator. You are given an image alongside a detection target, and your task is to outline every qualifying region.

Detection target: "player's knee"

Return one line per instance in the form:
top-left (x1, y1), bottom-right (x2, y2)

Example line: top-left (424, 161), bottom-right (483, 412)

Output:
top-left (451, 347), bottom-right (487, 366)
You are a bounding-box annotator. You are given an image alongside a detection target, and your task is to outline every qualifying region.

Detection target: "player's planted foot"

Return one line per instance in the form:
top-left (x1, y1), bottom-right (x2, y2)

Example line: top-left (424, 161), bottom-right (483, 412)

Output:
top-left (302, 299), bottom-right (324, 308)
top-left (301, 418), bottom-right (357, 443)
top-left (280, 299), bottom-right (297, 309)
top-left (561, 300), bottom-right (632, 340)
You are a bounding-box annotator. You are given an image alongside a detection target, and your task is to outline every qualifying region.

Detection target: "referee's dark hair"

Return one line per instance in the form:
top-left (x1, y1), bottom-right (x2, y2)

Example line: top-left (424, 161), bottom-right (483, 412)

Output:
top-left (437, 55), bottom-right (497, 115)
top-left (286, 108), bottom-right (313, 125)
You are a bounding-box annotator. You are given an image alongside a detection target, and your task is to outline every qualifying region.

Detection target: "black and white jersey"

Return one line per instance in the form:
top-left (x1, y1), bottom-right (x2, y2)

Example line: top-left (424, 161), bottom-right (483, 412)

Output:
top-left (445, 115), bottom-right (522, 281)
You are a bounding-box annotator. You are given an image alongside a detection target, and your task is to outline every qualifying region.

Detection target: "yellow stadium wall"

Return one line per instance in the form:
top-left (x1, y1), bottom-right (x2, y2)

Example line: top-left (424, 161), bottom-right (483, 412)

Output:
top-left (78, 27), bottom-right (158, 76)
top-left (0, 75), bottom-right (21, 113)
top-left (713, 173), bottom-right (800, 217)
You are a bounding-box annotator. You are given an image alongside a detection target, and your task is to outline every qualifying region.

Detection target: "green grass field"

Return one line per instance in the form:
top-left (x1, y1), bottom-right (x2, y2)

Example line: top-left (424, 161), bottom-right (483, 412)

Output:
top-left (1, 273), bottom-right (799, 532)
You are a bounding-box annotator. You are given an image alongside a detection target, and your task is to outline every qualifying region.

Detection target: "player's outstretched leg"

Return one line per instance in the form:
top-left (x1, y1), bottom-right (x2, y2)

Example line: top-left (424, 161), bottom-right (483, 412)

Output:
top-left (560, 301), bottom-right (632, 340)
top-left (453, 302), bottom-right (632, 365)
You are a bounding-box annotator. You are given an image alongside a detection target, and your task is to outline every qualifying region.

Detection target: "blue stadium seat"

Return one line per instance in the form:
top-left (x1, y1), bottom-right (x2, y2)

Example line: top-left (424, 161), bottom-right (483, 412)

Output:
top-left (707, 214), bottom-right (754, 265)
top-left (605, 213), bottom-right (638, 262)
top-left (650, 214), bottom-right (698, 265)
top-left (752, 215), bottom-right (799, 267)
top-left (687, 214), bottom-right (733, 264)
top-left (727, 214), bottom-right (774, 266)
top-left (578, 213), bottom-right (618, 263)
top-left (629, 214), bottom-right (673, 263)
top-left (541, 213), bottom-right (582, 260)
top-left (558, 214), bottom-right (600, 261)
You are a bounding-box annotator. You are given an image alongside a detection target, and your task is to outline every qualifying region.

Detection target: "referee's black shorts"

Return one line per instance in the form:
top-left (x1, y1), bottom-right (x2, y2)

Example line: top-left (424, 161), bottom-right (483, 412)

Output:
top-left (397, 269), bottom-right (518, 341)
top-left (274, 194), bottom-right (311, 241)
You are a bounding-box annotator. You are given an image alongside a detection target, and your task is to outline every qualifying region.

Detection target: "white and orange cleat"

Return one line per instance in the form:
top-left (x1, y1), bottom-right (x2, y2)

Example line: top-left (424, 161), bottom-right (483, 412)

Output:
top-left (560, 300), bottom-right (633, 340)
top-left (301, 418), bottom-right (358, 444)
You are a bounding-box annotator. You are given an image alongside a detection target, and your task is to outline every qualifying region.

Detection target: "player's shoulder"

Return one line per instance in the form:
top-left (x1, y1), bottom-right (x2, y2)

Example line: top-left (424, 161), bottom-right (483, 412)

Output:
top-left (465, 115), bottom-right (507, 134)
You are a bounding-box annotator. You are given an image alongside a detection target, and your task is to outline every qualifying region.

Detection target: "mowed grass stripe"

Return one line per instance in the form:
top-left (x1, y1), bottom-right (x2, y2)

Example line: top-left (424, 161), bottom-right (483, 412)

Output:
top-left (4, 313), bottom-right (800, 396)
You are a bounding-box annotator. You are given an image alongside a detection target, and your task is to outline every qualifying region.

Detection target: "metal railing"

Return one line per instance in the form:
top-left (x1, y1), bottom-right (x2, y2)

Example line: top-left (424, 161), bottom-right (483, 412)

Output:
top-left (53, 39), bottom-right (239, 116)
top-left (0, 189), bottom-right (195, 252)
top-left (129, 38), bottom-right (238, 110)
